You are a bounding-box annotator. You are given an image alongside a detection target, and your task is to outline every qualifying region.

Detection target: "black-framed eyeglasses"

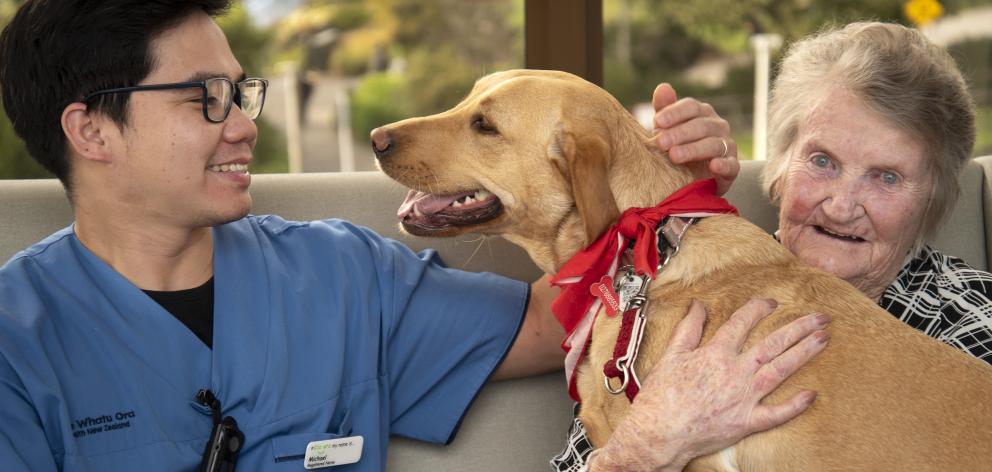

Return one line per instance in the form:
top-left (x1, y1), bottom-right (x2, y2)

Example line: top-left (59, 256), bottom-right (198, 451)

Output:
top-left (82, 77), bottom-right (268, 123)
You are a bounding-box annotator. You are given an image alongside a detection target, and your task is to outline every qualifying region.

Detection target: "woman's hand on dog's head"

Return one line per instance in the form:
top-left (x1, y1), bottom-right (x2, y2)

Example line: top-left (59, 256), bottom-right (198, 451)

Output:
top-left (652, 83), bottom-right (740, 196)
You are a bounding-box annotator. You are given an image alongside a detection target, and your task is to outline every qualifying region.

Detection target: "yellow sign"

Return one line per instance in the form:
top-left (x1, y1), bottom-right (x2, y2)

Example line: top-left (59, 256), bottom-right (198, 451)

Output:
top-left (904, 0), bottom-right (944, 27)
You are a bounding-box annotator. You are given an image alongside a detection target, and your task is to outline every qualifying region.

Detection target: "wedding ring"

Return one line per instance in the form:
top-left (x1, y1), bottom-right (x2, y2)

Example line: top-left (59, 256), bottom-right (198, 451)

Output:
top-left (719, 138), bottom-right (729, 158)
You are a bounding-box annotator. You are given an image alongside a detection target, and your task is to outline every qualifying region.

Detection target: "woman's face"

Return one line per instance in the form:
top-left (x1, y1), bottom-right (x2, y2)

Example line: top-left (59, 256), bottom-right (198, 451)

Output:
top-left (778, 87), bottom-right (932, 300)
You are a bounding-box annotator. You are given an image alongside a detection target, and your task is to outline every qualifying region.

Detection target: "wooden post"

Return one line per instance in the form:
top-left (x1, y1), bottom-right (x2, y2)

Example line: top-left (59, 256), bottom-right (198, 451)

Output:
top-left (525, 0), bottom-right (603, 86)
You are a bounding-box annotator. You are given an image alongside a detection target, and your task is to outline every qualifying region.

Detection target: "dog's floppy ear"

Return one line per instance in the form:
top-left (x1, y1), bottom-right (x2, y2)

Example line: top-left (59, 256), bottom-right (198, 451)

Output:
top-left (556, 130), bottom-right (620, 246)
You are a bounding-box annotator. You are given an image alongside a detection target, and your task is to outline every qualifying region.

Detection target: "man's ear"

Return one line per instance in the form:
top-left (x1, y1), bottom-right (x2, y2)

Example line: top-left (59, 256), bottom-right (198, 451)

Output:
top-left (556, 129), bottom-right (620, 246)
top-left (61, 102), bottom-right (114, 163)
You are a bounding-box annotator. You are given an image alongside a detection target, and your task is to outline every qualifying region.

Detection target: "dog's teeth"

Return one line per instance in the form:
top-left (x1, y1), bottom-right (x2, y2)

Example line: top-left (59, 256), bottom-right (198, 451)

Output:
top-left (414, 206), bottom-right (423, 217)
top-left (452, 201), bottom-right (463, 208)
top-left (464, 196), bottom-right (475, 204)
top-left (476, 190), bottom-right (492, 199)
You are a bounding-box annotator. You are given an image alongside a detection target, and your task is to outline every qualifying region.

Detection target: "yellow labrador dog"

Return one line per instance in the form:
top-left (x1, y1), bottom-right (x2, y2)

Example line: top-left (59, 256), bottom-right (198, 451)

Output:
top-left (373, 69), bottom-right (992, 470)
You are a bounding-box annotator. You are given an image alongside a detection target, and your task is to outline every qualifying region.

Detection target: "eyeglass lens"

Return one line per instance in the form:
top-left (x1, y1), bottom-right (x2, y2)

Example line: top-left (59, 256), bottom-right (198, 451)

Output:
top-left (238, 80), bottom-right (265, 120)
top-left (205, 79), bottom-right (234, 122)
top-left (204, 78), bottom-right (265, 122)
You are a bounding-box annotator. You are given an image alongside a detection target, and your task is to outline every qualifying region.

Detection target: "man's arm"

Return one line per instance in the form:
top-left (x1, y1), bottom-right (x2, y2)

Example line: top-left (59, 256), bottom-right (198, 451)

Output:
top-left (492, 274), bottom-right (564, 380)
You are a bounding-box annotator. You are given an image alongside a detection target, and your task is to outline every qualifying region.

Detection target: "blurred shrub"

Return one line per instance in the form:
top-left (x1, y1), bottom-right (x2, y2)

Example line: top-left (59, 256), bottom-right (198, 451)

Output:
top-left (326, 3), bottom-right (371, 30)
top-left (401, 46), bottom-right (482, 116)
top-left (253, 117), bottom-right (288, 173)
top-left (217, 2), bottom-right (273, 77)
top-left (330, 28), bottom-right (391, 76)
top-left (603, 59), bottom-right (646, 109)
top-left (0, 110), bottom-right (49, 179)
top-left (976, 107), bottom-right (992, 156)
top-left (350, 72), bottom-right (409, 141)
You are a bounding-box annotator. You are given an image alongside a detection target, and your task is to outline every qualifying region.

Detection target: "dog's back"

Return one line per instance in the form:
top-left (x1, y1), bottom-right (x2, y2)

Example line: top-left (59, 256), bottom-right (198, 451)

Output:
top-left (579, 215), bottom-right (992, 471)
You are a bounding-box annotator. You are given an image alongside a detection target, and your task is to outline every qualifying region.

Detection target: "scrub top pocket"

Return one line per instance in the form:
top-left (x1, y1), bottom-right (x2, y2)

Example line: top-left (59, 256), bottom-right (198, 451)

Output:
top-left (271, 408), bottom-right (353, 464)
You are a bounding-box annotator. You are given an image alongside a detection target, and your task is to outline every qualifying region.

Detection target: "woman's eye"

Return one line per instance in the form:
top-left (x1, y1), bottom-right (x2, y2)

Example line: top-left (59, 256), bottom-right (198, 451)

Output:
top-left (812, 154), bottom-right (831, 168)
top-left (880, 171), bottom-right (899, 184)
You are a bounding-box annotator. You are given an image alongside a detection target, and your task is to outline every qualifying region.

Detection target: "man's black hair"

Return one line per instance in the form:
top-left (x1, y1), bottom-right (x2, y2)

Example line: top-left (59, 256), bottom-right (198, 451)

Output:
top-left (0, 0), bottom-right (231, 190)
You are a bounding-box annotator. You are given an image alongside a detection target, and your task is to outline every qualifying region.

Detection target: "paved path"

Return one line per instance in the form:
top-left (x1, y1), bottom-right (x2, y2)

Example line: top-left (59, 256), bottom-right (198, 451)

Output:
top-left (262, 75), bottom-right (378, 173)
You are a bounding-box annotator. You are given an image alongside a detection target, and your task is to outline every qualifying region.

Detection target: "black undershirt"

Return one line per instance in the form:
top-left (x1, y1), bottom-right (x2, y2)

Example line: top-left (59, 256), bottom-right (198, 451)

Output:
top-left (143, 277), bottom-right (215, 348)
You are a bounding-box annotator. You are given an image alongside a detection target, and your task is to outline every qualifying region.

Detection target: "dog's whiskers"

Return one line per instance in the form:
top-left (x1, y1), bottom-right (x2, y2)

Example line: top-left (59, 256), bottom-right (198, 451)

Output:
top-left (428, 171), bottom-right (442, 196)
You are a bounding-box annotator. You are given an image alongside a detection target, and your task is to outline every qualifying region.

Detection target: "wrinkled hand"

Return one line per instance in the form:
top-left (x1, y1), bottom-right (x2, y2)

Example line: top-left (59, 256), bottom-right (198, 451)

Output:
top-left (592, 299), bottom-right (830, 471)
top-left (652, 83), bottom-right (739, 196)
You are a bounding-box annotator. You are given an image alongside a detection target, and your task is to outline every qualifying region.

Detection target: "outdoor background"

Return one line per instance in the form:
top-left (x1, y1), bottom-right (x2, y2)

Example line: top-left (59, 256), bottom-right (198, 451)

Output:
top-left (1, 0), bottom-right (989, 178)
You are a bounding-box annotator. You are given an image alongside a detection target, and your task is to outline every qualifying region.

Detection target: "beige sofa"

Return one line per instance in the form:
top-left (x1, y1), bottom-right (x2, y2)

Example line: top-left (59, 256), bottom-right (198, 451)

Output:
top-left (1, 157), bottom-right (990, 471)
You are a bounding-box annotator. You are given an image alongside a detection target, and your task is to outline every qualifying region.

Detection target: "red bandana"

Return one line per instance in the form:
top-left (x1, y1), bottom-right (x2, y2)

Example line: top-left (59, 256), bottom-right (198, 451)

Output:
top-left (550, 179), bottom-right (738, 401)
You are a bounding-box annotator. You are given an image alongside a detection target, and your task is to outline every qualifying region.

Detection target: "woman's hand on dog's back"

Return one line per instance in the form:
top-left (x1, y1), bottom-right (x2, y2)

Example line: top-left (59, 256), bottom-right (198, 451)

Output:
top-left (588, 299), bottom-right (830, 471)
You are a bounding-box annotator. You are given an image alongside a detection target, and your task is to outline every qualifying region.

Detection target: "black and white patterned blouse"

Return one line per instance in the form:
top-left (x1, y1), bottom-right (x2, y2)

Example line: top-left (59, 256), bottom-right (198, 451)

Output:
top-left (550, 245), bottom-right (992, 471)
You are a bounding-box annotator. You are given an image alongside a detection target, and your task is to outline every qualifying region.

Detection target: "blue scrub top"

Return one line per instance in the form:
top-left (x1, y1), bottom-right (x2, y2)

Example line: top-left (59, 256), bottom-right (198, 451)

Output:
top-left (0, 215), bottom-right (528, 471)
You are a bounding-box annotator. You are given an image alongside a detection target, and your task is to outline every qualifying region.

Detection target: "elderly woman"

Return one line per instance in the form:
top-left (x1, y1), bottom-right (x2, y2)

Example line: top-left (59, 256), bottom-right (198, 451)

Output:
top-left (553, 21), bottom-right (992, 471)
top-left (763, 23), bottom-right (991, 360)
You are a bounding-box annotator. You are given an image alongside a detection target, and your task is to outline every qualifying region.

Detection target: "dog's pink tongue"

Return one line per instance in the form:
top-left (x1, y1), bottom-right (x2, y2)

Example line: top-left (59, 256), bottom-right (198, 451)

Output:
top-left (397, 190), bottom-right (464, 218)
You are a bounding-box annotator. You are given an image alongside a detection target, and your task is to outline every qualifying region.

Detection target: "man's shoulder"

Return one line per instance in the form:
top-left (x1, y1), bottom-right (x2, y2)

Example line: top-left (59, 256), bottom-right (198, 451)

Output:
top-left (0, 226), bottom-right (75, 280)
top-left (0, 229), bottom-right (76, 348)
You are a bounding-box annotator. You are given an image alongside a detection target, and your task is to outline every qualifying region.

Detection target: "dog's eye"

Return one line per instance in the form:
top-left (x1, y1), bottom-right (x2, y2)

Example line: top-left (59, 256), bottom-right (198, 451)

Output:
top-left (471, 114), bottom-right (498, 135)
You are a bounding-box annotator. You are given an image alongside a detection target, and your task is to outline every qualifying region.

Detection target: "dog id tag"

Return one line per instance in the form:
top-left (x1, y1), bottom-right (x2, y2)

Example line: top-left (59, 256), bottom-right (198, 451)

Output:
top-left (590, 275), bottom-right (622, 317)
top-left (615, 269), bottom-right (643, 312)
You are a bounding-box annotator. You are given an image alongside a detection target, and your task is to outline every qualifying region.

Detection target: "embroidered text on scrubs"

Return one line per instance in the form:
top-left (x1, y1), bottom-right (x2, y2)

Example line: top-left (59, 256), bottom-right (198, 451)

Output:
top-left (70, 410), bottom-right (136, 438)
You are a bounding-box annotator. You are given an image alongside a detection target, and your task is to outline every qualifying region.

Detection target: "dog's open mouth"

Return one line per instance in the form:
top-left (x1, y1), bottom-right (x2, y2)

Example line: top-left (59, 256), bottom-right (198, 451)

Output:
top-left (397, 188), bottom-right (503, 235)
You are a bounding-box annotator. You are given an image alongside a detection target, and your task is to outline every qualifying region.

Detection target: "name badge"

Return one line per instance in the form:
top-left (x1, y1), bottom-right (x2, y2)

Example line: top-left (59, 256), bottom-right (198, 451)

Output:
top-left (304, 436), bottom-right (363, 469)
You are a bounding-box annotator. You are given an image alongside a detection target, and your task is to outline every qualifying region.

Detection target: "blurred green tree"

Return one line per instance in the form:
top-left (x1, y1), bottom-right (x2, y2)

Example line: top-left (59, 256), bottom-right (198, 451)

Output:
top-left (0, 108), bottom-right (47, 178)
top-left (218, 2), bottom-right (273, 76)
top-left (0, 0), bottom-right (41, 179)
top-left (390, 0), bottom-right (521, 116)
top-left (346, 0), bottom-right (522, 140)
top-left (603, 0), bottom-right (992, 160)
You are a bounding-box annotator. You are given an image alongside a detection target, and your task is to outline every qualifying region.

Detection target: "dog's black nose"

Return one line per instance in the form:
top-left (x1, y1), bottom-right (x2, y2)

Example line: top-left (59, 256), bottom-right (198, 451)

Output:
top-left (370, 127), bottom-right (393, 159)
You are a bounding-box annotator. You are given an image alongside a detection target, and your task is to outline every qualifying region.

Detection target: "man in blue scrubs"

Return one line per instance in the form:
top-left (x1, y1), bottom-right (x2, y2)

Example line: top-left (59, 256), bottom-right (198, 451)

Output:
top-left (0, 1), bottom-right (828, 470)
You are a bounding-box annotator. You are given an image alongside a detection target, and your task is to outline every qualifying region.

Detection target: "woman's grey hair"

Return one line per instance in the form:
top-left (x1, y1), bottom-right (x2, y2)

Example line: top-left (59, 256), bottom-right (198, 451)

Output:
top-left (762, 21), bottom-right (975, 246)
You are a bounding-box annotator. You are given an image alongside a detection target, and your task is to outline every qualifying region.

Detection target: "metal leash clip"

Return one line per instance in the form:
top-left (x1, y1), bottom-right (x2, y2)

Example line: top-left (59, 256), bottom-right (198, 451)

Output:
top-left (604, 217), bottom-right (700, 398)
top-left (605, 270), bottom-right (652, 395)
top-left (657, 217), bottom-right (696, 270)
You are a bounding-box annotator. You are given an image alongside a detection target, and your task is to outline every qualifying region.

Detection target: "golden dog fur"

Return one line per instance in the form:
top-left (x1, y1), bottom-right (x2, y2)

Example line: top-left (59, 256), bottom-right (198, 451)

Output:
top-left (376, 69), bottom-right (992, 470)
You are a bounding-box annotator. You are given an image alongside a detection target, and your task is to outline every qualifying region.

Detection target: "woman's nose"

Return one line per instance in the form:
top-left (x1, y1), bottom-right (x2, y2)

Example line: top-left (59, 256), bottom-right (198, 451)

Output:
top-left (821, 180), bottom-right (866, 221)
